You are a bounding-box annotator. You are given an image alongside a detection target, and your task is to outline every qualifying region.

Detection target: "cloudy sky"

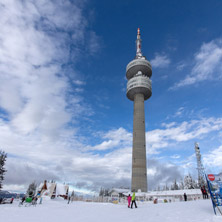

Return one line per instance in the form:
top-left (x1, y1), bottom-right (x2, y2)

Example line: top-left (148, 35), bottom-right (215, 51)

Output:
top-left (1, 0), bottom-right (222, 194)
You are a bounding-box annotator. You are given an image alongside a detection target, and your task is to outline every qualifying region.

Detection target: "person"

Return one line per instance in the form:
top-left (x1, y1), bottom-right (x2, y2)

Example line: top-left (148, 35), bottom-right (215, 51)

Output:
top-left (201, 187), bottom-right (204, 199)
top-left (67, 196), bottom-right (71, 204)
top-left (184, 193), bottom-right (187, 201)
top-left (0, 197), bottom-right (3, 204)
top-left (131, 192), bottom-right (137, 208)
top-left (39, 197), bottom-right (43, 204)
top-left (127, 194), bottom-right (132, 208)
top-left (10, 197), bottom-right (14, 204)
top-left (203, 186), bottom-right (208, 199)
top-left (21, 196), bottom-right (26, 204)
top-left (201, 186), bottom-right (208, 199)
top-left (32, 196), bottom-right (37, 206)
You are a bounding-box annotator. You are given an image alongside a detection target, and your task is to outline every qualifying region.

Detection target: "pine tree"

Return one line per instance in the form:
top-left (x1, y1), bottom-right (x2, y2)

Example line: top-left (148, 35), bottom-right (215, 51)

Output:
top-left (99, 187), bottom-right (104, 196)
top-left (26, 182), bottom-right (37, 197)
top-left (192, 179), bottom-right (199, 189)
top-left (184, 174), bottom-right (195, 189)
top-left (171, 179), bottom-right (179, 190)
top-left (104, 189), bottom-right (110, 197)
top-left (179, 180), bottom-right (184, 190)
top-left (0, 150), bottom-right (7, 190)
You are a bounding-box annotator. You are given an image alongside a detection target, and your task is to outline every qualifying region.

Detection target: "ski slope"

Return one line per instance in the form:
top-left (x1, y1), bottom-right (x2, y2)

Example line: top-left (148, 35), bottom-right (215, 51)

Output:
top-left (0, 199), bottom-right (221, 222)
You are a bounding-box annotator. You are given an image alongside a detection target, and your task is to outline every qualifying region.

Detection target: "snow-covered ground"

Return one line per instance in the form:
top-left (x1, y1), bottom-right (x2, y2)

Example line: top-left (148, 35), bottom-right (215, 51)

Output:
top-left (0, 199), bottom-right (221, 222)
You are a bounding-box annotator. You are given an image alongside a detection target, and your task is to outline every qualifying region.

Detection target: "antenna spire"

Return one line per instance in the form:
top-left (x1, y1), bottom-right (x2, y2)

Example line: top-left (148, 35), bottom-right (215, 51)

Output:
top-left (136, 28), bottom-right (142, 58)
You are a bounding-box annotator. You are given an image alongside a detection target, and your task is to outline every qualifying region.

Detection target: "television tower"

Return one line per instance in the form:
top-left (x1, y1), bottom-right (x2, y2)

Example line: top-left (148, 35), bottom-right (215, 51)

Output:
top-left (126, 28), bottom-right (152, 192)
top-left (194, 142), bottom-right (206, 188)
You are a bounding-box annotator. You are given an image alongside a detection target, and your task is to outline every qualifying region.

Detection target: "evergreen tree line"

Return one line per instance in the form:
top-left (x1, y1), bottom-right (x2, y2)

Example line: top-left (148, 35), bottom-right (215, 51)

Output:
top-left (0, 150), bottom-right (7, 190)
top-left (99, 187), bottom-right (110, 197)
top-left (155, 174), bottom-right (201, 191)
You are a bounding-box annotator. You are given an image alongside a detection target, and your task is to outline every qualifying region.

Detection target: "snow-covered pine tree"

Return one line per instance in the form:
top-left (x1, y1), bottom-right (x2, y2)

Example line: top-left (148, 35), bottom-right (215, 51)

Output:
top-left (99, 187), bottom-right (104, 196)
top-left (184, 174), bottom-right (195, 189)
top-left (0, 150), bottom-right (7, 190)
top-left (179, 180), bottom-right (184, 190)
top-left (26, 182), bottom-right (37, 197)
top-left (104, 189), bottom-right (110, 197)
top-left (171, 179), bottom-right (179, 190)
top-left (192, 179), bottom-right (199, 189)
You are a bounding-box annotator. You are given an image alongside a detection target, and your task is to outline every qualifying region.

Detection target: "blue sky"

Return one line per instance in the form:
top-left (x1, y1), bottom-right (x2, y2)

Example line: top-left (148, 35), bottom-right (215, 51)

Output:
top-left (0, 0), bottom-right (222, 193)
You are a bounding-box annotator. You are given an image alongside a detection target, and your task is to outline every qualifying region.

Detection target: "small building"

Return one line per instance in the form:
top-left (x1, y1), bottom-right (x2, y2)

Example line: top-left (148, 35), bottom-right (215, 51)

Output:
top-left (146, 189), bottom-right (202, 202)
top-left (37, 180), bottom-right (69, 199)
top-left (110, 188), bottom-right (130, 199)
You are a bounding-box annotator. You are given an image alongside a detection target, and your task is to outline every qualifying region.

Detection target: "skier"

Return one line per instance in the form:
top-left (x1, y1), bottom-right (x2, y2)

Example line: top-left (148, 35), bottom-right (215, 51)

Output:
top-left (10, 197), bottom-right (14, 204)
top-left (203, 186), bottom-right (208, 199)
top-left (67, 196), bottom-right (71, 204)
top-left (127, 194), bottom-right (132, 208)
top-left (184, 193), bottom-right (187, 201)
top-left (21, 196), bottom-right (26, 204)
top-left (32, 196), bottom-right (38, 206)
top-left (131, 192), bottom-right (137, 208)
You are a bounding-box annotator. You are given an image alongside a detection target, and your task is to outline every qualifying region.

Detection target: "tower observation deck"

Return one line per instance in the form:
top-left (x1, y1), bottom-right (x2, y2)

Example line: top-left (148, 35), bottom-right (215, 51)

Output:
top-left (126, 28), bottom-right (152, 192)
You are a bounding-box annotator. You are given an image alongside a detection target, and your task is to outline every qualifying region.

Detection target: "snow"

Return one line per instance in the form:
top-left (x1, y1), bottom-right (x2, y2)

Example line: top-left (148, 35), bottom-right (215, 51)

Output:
top-left (0, 199), bottom-right (221, 222)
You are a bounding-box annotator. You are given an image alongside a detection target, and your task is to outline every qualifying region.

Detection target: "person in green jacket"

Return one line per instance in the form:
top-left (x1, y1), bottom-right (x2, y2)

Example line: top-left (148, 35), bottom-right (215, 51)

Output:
top-left (131, 192), bottom-right (137, 208)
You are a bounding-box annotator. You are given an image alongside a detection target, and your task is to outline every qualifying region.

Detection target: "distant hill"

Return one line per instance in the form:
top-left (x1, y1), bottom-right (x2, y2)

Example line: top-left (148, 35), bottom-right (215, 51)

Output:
top-left (0, 190), bottom-right (25, 198)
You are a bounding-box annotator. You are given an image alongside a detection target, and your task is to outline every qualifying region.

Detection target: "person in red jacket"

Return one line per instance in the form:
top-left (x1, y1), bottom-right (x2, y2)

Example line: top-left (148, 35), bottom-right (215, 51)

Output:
top-left (10, 197), bottom-right (14, 204)
top-left (127, 194), bottom-right (132, 208)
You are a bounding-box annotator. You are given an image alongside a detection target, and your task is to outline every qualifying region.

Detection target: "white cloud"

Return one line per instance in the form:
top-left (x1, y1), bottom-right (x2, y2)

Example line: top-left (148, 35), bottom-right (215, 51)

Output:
top-left (172, 39), bottom-right (222, 89)
top-left (174, 107), bottom-right (184, 117)
top-left (203, 146), bottom-right (222, 168)
top-left (73, 80), bottom-right (86, 86)
top-left (150, 54), bottom-right (171, 68)
top-left (0, 0), bottom-right (99, 138)
top-left (147, 117), bottom-right (222, 154)
top-left (176, 62), bottom-right (187, 71)
top-left (171, 154), bottom-right (181, 159)
top-left (88, 31), bottom-right (101, 55)
top-left (86, 128), bottom-right (132, 151)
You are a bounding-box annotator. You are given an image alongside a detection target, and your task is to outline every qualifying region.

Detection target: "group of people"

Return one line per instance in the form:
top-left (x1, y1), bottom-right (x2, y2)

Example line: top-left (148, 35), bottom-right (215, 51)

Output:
top-left (19, 195), bottom-right (43, 206)
top-left (0, 197), bottom-right (14, 204)
top-left (127, 192), bottom-right (137, 208)
top-left (201, 186), bottom-right (209, 199)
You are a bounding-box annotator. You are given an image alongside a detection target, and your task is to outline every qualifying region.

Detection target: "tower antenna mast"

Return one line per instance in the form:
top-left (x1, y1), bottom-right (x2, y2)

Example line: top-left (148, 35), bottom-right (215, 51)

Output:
top-left (194, 142), bottom-right (206, 188)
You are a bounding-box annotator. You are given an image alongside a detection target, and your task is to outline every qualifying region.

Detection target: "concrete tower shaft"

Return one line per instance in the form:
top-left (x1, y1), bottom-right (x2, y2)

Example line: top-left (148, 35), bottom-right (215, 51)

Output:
top-left (126, 29), bottom-right (152, 192)
top-left (131, 93), bottom-right (147, 192)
